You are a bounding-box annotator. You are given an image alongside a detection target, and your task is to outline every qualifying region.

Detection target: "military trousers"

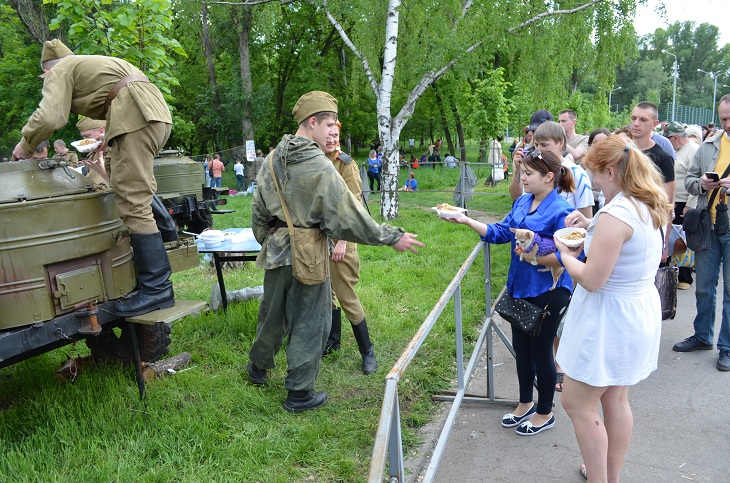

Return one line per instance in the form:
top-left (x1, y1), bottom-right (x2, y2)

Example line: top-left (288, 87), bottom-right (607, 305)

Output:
top-left (330, 246), bottom-right (365, 325)
top-left (249, 265), bottom-right (331, 392)
top-left (108, 122), bottom-right (171, 234)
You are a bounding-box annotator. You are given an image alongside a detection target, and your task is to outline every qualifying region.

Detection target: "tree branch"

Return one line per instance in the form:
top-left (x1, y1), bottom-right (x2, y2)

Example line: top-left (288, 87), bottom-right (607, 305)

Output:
top-left (322, 1), bottom-right (380, 98)
top-left (396, 0), bottom-right (605, 123)
top-left (454, 0), bottom-right (474, 31)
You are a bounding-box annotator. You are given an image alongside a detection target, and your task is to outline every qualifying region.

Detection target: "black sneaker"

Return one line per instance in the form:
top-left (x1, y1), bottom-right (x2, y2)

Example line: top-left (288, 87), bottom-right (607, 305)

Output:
top-left (672, 336), bottom-right (713, 352)
top-left (282, 391), bottom-right (329, 413)
top-left (246, 361), bottom-right (267, 385)
top-left (718, 350), bottom-right (730, 372)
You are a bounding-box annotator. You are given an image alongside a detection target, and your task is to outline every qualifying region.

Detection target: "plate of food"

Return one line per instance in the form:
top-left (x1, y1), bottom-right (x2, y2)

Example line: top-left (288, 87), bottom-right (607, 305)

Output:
top-left (432, 203), bottom-right (467, 219)
top-left (554, 227), bottom-right (587, 248)
top-left (71, 139), bottom-right (101, 153)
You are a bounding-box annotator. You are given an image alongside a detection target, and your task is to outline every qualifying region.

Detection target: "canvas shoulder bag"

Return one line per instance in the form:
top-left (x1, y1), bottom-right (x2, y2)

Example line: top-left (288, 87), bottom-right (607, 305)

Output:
top-left (269, 154), bottom-right (329, 285)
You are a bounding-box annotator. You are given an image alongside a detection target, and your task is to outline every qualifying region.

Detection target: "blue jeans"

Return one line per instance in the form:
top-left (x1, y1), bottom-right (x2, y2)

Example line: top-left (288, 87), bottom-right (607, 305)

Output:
top-left (693, 231), bottom-right (730, 351)
top-left (210, 176), bottom-right (222, 188)
top-left (236, 174), bottom-right (246, 192)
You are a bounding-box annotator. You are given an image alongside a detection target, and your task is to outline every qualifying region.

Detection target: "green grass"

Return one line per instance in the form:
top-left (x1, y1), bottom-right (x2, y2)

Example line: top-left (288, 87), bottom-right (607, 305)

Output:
top-left (0, 169), bottom-right (513, 482)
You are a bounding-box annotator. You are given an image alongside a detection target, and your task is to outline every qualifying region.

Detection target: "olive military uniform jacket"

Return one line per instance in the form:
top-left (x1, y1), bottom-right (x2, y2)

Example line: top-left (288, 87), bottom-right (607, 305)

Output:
top-left (20, 55), bottom-right (171, 154)
top-left (252, 134), bottom-right (403, 270)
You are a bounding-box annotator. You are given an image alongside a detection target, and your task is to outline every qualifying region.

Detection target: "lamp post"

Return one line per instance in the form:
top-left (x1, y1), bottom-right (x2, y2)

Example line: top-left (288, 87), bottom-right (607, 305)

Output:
top-left (698, 69), bottom-right (718, 124)
top-left (609, 86), bottom-right (622, 113)
top-left (662, 50), bottom-right (679, 122)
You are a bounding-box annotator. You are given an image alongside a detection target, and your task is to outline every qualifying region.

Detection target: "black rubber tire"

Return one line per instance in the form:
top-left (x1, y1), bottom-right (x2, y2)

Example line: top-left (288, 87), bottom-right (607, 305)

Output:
top-left (86, 322), bottom-right (171, 364)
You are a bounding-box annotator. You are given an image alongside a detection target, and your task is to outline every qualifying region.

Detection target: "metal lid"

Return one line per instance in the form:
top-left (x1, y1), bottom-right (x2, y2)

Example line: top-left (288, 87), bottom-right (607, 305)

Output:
top-left (155, 150), bottom-right (197, 165)
top-left (0, 158), bottom-right (95, 204)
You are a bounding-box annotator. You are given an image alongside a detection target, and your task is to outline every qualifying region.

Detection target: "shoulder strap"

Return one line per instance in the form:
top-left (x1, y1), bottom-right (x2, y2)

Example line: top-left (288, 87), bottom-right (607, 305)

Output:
top-left (338, 152), bottom-right (353, 163)
top-left (268, 153), bottom-right (295, 237)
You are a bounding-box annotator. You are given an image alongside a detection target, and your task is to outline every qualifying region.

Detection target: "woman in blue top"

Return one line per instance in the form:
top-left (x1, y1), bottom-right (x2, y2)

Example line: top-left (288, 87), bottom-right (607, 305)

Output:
top-left (366, 149), bottom-right (381, 192)
top-left (443, 149), bottom-right (575, 436)
top-left (399, 172), bottom-right (418, 191)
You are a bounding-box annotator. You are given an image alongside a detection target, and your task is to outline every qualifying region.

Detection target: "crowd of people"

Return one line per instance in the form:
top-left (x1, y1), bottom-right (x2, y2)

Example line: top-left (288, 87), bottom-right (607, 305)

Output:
top-left (444, 100), bottom-right (730, 481)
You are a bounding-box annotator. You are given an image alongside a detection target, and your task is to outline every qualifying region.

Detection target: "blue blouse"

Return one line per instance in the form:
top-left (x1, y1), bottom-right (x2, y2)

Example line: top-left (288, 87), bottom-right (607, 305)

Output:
top-left (368, 157), bottom-right (381, 174)
top-left (481, 188), bottom-right (574, 298)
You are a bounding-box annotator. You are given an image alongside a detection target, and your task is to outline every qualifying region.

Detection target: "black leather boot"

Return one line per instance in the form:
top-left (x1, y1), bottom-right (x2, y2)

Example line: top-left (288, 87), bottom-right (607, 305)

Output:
top-left (352, 319), bottom-right (378, 375)
top-left (113, 232), bottom-right (175, 317)
top-left (322, 308), bottom-right (341, 356)
top-left (151, 194), bottom-right (178, 242)
top-left (282, 390), bottom-right (329, 413)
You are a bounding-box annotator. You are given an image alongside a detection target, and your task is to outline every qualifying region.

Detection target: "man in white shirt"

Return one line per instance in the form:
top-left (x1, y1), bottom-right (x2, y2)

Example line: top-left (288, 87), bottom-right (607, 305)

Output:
top-left (533, 121), bottom-right (593, 218)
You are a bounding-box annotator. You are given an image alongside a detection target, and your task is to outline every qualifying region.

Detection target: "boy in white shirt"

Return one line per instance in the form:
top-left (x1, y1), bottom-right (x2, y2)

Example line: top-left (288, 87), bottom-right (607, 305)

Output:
top-left (533, 121), bottom-right (594, 219)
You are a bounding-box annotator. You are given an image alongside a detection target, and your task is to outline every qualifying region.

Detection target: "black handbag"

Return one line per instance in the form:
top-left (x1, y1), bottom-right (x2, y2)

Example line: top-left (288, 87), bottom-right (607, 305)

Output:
top-left (495, 293), bottom-right (550, 337)
top-left (655, 264), bottom-right (678, 320)
top-left (654, 227), bottom-right (679, 321)
top-left (683, 208), bottom-right (712, 252)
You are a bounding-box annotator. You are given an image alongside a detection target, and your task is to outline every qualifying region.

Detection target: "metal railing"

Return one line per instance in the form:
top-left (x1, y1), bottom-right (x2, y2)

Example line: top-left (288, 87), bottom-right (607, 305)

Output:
top-left (367, 239), bottom-right (515, 482)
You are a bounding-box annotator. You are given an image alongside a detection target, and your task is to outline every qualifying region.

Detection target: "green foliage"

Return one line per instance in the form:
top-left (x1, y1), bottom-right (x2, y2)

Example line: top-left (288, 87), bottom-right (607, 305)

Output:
top-left (46, 0), bottom-right (185, 92)
top-left (0, 12), bottom-right (43, 157)
top-left (464, 68), bottom-right (514, 140)
top-left (615, 20), bottom-right (730, 121)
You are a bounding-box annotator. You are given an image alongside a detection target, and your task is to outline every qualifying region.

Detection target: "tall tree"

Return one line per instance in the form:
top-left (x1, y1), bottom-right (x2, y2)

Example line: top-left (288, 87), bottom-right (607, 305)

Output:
top-left (324, 0), bottom-right (636, 219)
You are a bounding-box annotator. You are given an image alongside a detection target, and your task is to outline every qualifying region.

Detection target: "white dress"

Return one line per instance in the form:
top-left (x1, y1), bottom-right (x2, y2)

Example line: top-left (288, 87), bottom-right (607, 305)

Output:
top-left (556, 192), bottom-right (662, 387)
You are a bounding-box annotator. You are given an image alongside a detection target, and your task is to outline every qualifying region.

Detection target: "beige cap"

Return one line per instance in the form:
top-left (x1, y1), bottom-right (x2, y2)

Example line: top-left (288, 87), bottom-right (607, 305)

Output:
top-left (41, 39), bottom-right (74, 64)
top-left (292, 91), bottom-right (338, 124)
top-left (76, 117), bottom-right (105, 132)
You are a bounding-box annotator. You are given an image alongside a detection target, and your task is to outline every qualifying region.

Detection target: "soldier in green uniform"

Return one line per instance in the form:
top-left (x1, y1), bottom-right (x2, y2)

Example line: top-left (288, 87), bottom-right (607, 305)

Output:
top-left (12, 39), bottom-right (174, 317)
top-left (248, 91), bottom-right (424, 412)
top-left (321, 122), bottom-right (378, 375)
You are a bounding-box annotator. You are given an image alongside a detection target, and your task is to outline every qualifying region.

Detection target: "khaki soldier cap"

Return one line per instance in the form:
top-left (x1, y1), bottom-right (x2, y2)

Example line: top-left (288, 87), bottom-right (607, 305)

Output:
top-left (41, 39), bottom-right (74, 64)
top-left (292, 91), bottom-right (338, 124)
top-left (76, 117), bottom-right (106, 132)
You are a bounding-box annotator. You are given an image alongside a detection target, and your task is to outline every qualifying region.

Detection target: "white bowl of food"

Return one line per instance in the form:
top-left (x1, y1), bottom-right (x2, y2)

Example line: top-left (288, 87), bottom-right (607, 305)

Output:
top-left (198, 230), bottom-right (225, 248)
top-left (71, 139), bottom-right (102, 153)
top-left (433, 203), bottom-right (467, 219)
top-left (554, 227), bottom-right (587, 248)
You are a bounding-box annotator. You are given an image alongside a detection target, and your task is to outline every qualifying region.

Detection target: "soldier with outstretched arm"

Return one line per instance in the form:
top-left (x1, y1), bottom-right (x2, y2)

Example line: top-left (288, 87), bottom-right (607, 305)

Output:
top-left (246, 91), bottom-right (424, 413)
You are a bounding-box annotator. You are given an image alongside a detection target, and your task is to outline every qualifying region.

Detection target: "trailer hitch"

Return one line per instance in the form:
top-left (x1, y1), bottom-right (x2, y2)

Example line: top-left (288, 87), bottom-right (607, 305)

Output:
top-left (75, 302), bottom-right (102, 335)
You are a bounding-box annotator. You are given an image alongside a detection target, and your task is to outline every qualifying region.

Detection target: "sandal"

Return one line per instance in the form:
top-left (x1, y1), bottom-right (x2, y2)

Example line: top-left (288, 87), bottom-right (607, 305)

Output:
top-left (555, 372), bottom-right (564, 392)
top-left (580, 464), bottom-right (587, 480)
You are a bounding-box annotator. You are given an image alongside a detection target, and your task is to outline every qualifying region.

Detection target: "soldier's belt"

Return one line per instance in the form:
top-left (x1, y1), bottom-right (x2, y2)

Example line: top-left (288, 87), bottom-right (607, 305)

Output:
top-left (105, 75), bottom-right (150, 113)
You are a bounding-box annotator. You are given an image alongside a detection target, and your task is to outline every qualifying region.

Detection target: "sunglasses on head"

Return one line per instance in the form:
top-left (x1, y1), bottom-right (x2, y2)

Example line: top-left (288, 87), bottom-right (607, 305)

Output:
top-left (525, 149), bottom-right (553, 171)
